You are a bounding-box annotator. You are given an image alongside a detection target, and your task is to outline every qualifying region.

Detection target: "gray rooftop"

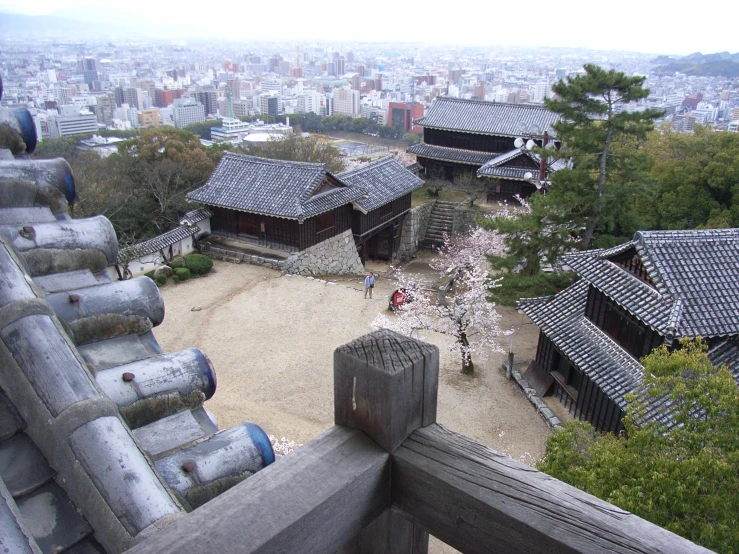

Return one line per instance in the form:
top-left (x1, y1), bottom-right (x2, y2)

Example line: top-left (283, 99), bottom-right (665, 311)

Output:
top-left (414, 98), bottom-right (559, 137)
top-left (564, 228), bottom-right (739, 338)
top-left (187, 152), bottom-right (364, 221)
top-left (337, 156), bottom-right (423, 212)
top-left (118, 225), bottom-right (197, 263)
top-left (179, 207), bottom-right (213, 226)
top-left (407, 143), bottom-right (495, 166)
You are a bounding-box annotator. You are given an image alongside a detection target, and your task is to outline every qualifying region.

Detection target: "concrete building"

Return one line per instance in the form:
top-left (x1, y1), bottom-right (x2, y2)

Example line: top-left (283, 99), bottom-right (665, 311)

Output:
top-left (387, 102), bottom-right (424, 132)
top-left (138, 109), bottom-right (160, 128)
top-left (124, 87), bottom-right (146, 110)
top-left (296, 92), bottom-right (323, 115)
top-left (334, 88), bottom-right (360, 117)
top-left (172, 99), bottom-right (206, 128)
top-left (196, 87), bottom-right (219, 116)
top-left (259, 94), bottom-right (280, 118)
top-left (49, 105), bottom-right (99, 138)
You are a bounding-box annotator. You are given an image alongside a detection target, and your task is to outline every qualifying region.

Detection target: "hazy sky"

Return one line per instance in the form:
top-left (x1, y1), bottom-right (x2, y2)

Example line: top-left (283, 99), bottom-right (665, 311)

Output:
top-left (2, 0), bottom-right (738, 56)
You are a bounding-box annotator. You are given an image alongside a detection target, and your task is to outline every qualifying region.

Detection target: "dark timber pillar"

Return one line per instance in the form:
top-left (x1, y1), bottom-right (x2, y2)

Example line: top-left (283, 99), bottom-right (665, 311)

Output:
top-left (335, 329), bottom-right (439, 553)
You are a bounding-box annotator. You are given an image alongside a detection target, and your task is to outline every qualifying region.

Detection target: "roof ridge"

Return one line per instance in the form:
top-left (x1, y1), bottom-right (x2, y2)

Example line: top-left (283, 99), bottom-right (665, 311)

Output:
top-left (222, 151), bottom-right (327, 170)
top-left (434, 97), bottom-right (549, 109)
top-left (337, 156), bottom-right (394, 177)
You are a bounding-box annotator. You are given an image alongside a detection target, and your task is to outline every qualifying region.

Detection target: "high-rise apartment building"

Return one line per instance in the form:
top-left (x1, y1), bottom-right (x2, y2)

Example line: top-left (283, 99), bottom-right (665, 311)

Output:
top-left (123, 87), bottom-right (145, 110)
top-left (196, 87), bottom-right (219, 116)
top-left (333, 88), bottom-right (360, 117)
top-left (172, 99), bottom-right (206, 128)
top-left (259, 94), bottom-right (280, 118)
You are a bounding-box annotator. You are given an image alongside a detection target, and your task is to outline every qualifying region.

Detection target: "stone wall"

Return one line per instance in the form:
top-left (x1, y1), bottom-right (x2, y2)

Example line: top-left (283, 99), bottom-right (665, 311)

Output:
top-left (452, 206), bottom-right (479, 235)
top-left (282, 229), bottom-right (364, 276)
top-left (397, 200), bottom-right (435, 262)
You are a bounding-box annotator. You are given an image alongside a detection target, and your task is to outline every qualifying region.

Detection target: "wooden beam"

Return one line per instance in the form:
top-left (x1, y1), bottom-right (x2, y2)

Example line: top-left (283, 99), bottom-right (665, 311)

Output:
top-left (125, 426), bottom-right (390, 554)
top-left (392, 424), bottom-right (711, 554)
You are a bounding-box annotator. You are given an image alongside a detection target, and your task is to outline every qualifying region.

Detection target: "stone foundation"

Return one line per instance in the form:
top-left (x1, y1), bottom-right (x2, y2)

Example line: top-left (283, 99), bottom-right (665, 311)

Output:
top-left (397, 200), bottom-right (435, 262)
top-left (452, 206), bottom-right (479, 235)
top-left (282, 229), bottom-right (364, 276)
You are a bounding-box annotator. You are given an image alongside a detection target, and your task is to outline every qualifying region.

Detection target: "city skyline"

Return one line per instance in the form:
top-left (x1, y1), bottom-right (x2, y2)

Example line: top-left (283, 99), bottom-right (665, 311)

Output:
top-left (1, 0), bottom-right (738, 56)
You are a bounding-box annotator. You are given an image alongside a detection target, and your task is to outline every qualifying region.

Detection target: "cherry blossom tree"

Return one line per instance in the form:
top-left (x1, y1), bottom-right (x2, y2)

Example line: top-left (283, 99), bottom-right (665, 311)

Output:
top-left (374, 226), bottom-right (510, 375)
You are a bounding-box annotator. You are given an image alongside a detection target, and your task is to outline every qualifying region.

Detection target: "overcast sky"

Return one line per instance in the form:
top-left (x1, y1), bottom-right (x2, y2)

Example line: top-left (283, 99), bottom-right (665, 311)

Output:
top-left (2, 0), bottom-right (738, 56)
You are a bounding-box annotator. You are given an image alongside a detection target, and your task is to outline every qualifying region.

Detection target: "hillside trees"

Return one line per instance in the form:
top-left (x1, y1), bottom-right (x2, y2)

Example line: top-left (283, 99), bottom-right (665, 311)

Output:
top-left (641, 124), bottom-right (739, 229)
top-left (246, 134), bottom-right (345, 173)
top-left (538, 339), bottom-right (739, 552)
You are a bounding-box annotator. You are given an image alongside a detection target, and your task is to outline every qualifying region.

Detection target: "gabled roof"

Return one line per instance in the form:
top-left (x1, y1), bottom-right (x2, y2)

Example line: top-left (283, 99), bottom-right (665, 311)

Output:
top-left (118, 225), bottom-right (197, 263)
top-left (407, 142), bottom-right (494, 166)
top-left (414, 97), bottom-right (559, 137)
top-left (477, 149), bottom-right (540, 180)
top-left (337, 156), bottom-right (423, 212)
top-left (180, 207), bottom-right (213, 226)
top-left (187, 152), bottom-right (365, 221)
top-left (564, 228), bottom-right (739, 338)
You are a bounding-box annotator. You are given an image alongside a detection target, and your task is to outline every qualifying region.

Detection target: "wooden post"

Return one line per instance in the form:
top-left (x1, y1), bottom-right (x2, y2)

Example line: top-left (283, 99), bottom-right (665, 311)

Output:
top-left (335, 330), bottom-right (439, 553)
top-left (334, 329), bottom-right (439, 453)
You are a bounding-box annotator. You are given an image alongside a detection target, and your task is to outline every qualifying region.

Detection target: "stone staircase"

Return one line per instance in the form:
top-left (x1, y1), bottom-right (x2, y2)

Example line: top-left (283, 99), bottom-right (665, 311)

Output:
top-left (422, 200), bottom-right (457, 249)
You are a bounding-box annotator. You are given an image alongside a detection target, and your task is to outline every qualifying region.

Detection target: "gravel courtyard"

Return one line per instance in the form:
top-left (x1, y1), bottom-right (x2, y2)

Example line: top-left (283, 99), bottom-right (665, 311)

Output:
top-left (154, 260), bottom-right (553, 552)
top-left (154, 260), bottom-right (552, 462)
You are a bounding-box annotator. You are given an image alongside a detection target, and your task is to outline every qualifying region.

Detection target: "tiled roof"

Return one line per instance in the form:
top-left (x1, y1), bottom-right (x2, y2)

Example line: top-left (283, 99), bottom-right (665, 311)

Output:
top-left (414, 97), bottom-right (559, 137)
top-left (118, 225), bottom-right (197, 263)
top-left (0, 145), bottom-right (273, 552)
top-left (180, 207), bottom-right (213, 226)
top-left (564, 228), bottom-right (739, 338)
top-left (337, 156), bottom-right (423, 212)
top-left (406, 142), bottom-right (494, 166)
top-left (187, 152), bottom-right (364, 220)
top-left (477, 149), bottom-right (567, 180)
top-left (518, 280), bottom-right (644, 411)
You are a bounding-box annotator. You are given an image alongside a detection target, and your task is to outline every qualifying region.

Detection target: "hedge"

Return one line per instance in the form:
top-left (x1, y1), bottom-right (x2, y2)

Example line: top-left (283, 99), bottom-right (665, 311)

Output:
top-left (184, 254), bottom-right (213, 275)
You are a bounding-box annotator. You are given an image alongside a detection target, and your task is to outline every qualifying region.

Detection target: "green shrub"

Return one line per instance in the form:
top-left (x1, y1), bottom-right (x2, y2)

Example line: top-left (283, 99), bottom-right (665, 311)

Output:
top-left (154, 273), bottom-right (167, 286)
top-left (172, 275), bottom-right (179, 283)
top-left (174, 267), bottom-right (191, 281)
top-left (144, 270), bottom-right (156, 279)
top-left (167, 259), bottom-right (184, 269)
top-left (185, 254), bottom-right (213, 275)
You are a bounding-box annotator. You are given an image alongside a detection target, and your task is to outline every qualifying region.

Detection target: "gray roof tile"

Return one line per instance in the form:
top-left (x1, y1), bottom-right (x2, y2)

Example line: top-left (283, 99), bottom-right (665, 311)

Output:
top-left (337, 156), bottom-right (423, 212)
top-left (118, 226), bottom-right (197, 263)
top-left (187, 152), bottom-right (364, 220)
top-left (406, 143), bottom-right (494, 165)
top-left (564, 228), bottom-right (739, 338)
top-left (179, 207), bottom-right (213, 226)
top-left (414, 97), bottom-right (559, 137)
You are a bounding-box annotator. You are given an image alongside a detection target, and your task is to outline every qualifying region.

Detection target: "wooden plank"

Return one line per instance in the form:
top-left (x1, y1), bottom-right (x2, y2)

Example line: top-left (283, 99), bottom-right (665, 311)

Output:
top-left (126, 426), bottom-right (390, 554)
top-left (392, 423), bottom-right (711, 554)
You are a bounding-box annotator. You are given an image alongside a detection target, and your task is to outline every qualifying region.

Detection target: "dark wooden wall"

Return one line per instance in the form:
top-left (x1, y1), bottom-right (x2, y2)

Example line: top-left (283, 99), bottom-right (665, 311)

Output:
top-left (535, 331), bottom-right (624, 434)
top-left (585, 285), bottom-right (664, 359)
top-left (352, 194), bottom-right (412, 238)
top-left (209, 204), bottom-right (352, 251)
top-left (424, 128), bottom-right (519, 153)
top-left (487, 180), bottom-right (538, 203)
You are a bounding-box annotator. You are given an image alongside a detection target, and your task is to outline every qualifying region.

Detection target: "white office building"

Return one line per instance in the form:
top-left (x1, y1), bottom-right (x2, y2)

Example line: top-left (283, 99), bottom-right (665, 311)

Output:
top-left (333, 88), bottom-right (360, 117)
top-left (172, 99), bottom-right (206, 128)
top-left (48, 105), bottom-right (99, 138)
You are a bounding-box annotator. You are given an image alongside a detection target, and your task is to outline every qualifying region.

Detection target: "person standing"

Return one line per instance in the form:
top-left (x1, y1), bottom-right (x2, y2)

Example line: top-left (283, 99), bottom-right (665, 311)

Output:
top-left (364, 271), bottom-right (375, 299)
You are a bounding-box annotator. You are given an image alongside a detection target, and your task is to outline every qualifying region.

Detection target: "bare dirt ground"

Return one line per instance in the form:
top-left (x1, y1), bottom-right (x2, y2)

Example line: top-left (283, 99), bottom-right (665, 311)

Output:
top-left (154, 259), bottom-right (554, 552)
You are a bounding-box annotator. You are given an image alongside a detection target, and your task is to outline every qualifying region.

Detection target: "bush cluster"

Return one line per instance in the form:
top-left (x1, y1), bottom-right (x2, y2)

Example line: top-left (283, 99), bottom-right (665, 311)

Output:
top-left (172, 267), bottom-right (191, 283)
top-left (184, 254), bottom-right (213, 275)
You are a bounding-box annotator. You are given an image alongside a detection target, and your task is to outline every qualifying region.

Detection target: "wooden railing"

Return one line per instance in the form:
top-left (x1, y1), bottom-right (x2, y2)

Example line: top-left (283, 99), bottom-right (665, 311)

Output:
top-left (126, 330), bottom-right (710, 554)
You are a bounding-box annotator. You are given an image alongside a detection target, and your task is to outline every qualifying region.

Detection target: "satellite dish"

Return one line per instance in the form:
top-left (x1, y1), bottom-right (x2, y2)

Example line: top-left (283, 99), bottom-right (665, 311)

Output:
top-left (544, 142), bottom-right (557, 151)
top-left (514, 137), bottom-right (524, 148)
top-left (534, 180), bottom-right (543, 190)
top-left (524, 171), bottom-right (533, 180)
top-left (526, 139), bottom-right (536, 150)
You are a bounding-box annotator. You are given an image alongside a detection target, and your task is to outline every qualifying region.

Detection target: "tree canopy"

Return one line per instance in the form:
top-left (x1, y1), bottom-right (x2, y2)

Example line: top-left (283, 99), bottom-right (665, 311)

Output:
top-left (538, 339), bottom-right (739, 552)
top-left (246, 134), bottom-right (345, 173)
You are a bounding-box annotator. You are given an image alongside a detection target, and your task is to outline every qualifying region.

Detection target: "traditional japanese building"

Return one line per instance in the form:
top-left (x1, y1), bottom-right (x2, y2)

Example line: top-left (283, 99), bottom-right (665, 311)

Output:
top-left (407, 97), bottom-right (561, 203)
top-left (519, 229), bottom-right (739, 433)
top-left (186, 153), bottom-right (423, 272)
top-left (188, 152), bottom-right (364, 252)
top-left (338, 156), bottom-right (423, 262)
